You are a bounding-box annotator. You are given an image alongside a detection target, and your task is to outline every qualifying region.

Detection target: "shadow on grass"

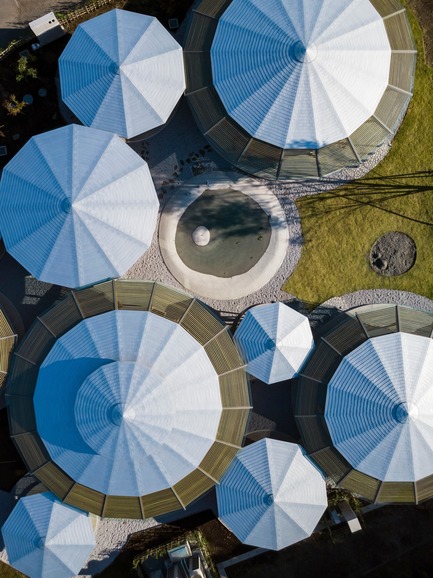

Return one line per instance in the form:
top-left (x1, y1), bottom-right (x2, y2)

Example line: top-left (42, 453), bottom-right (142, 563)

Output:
top-left (298, 170), bottom-right (433, 226)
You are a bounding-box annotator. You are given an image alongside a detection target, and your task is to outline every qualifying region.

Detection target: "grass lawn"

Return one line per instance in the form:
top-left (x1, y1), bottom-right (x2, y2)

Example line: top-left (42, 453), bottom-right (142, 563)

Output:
top-left (0, 561), bottom-right (25, 578)
top-left (283, 1), bottom-right (433, 308)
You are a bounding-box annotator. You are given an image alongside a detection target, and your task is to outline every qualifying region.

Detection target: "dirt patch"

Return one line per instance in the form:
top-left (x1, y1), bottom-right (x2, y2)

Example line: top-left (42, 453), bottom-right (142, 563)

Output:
top-left (0, 561), bottom-right (26, 578)
top-left (370, 232), bottom-right (416, 276)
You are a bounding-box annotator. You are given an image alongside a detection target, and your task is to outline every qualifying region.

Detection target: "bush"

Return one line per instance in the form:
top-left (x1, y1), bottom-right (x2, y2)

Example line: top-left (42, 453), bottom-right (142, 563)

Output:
top-left (2, 94), bottom-right (27, 116)
top-left (16, 55), bottom-right (38, 82)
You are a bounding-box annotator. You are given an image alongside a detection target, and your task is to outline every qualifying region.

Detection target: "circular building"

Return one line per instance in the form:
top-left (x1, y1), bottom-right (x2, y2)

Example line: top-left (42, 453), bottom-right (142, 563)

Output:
top-left (2, 492), bottom-right (95, 578)
top-left (59, 9), bottom-right (186, 139)
top-left (0, 125), bottom-right (159, 289)
top-left (184, 0), bottom-right (416, 180)
top-left (234, 302), bottom-right (314, 384)
top-left (6, 280), bottom-right (251, 519)
top-left (294, 304), bottom-right (433, 504)
top-left (216, 439), bottom-right (327, 551)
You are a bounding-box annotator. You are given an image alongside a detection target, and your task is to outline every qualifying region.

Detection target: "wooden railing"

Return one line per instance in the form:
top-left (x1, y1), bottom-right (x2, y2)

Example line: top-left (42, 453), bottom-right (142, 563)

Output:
top-left (0, 0), bottom-right (123, 60)
top-left (0, 37), bottom-right (33, 61)
top-left (58, 0), bottom-right (121, 25)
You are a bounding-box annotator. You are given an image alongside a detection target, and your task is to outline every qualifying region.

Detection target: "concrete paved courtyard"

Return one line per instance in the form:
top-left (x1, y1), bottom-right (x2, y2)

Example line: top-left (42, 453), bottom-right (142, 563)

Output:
top-left (0, 0), bottom-right (82, 48)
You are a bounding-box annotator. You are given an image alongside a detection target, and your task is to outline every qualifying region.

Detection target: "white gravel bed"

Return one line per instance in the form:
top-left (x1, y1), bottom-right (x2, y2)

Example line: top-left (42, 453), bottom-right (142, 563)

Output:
top-left (318, 288), bottom-right (433, 312)
top-left (76, 517), bottom-right (158, 577)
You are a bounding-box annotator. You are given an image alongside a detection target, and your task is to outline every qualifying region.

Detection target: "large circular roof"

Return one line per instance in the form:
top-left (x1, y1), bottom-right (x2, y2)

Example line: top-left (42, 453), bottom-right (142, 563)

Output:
top-left (294, 304), bottom-right (433, 504)
top-left (34, 310), bottom-right (222, 496)
top-left (325, 332), bottom-right (433, 483)
top-left (211, 0), bottom-right (391, 149)
top-left (6, 280), bottom-right (251, 518)
top-left (185, 0), bottom-right (416, 179)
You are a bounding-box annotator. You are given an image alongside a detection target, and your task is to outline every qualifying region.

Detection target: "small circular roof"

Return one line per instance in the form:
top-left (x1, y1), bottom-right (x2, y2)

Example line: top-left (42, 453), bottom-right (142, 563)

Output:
top-left (34, 310), bottom-right (222, 496)
top-left (235, 302), bottom-right (314, 384)
top-left (325, 332), bottom-right (433, 483)
top-left (59, 9), bottom-right (186, 139)
top-left (2, 492), bottom-right (95, 578)
top-left (211, 0), bottom-right (390, 149)
top-left (216, 439), bottom-right (327, 551)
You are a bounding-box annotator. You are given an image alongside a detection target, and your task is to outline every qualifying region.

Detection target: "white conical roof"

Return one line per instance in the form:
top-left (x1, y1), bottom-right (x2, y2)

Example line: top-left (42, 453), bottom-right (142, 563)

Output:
top-left (211, 0), bottom-right (391, 149)
top-left (59, 9), bottom-right (186, 138)
top-left (1, 492), bottom-right (95, 578)
top-left (34, 310), bottom-right (222, 496)
top-left (216, 439), bottom-right (327, 550)
top-left (0, 124), bottom-right (159, 288)
top-left (325, 332), bottom-right (433, 482)
top-left (234, 302), bottom-right (314, 383)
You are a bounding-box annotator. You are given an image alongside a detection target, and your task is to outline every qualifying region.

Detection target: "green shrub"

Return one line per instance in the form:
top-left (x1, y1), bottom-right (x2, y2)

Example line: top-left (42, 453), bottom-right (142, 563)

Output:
top-left (2, 94), bottom-right (27, 116)
top-left (16, 55), bottom-right (38, 82)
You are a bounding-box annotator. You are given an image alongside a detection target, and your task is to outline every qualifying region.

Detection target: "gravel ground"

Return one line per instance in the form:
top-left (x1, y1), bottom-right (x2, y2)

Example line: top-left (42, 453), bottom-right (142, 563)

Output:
top-left (308, 289), bottom-right (433, 331)
top-left (0, 0), bottom-right (83, 48)
top-left (320, 288), bottom-right (433, 311)
top-left (126, 125), bottom-right (395, 315)
top-left (77, 517), bottom-right (158, 577)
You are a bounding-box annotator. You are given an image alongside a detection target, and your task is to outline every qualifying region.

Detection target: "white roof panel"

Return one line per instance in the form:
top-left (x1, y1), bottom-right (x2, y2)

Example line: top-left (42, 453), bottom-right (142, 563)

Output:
top-left (325, 333), bottom-right (433, 482)
top-left (217, 439), bottom-right (327, 550)
top-left (34, 310), bottom-right (222, 497)
top-left (211, 0), bottom-right (391, 149)
top-left (0, 124), bottom-right (159, 288)
top-left (59, 9), bottom-right (186, 138)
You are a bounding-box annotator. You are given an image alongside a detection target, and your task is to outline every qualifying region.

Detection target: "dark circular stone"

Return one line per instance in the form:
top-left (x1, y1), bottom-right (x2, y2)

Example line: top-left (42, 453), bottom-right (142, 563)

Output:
top-left (370, 232), bottom-right (416, 276)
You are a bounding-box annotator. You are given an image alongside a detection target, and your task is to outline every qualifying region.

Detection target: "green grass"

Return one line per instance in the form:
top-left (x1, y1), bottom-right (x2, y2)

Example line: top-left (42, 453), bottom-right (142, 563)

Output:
top-left (0, 561), bottom-right (26, 578)
top-left (283, 2), bottom-right (433, 307)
